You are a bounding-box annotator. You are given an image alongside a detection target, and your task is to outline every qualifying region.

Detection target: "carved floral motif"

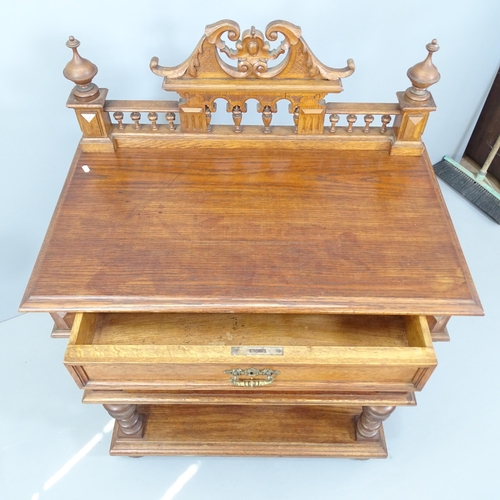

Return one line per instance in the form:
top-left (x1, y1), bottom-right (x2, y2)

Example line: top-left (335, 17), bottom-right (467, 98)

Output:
top-left (151, 20), bottom-right (355, 81)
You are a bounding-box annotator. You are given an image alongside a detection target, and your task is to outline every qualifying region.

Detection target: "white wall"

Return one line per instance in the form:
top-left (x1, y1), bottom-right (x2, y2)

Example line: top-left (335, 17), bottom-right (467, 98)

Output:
top-left (1, 0), bottom-right (499, 321)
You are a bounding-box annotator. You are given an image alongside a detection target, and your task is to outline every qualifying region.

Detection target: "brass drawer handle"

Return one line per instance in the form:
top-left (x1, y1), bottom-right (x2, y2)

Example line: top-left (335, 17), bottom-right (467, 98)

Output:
top-left (224, 368), bottom-right (280, 387)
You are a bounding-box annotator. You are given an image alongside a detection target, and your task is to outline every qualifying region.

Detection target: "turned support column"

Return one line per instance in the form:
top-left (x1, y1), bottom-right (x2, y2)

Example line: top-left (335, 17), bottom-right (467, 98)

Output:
top-left (104, 404), bottom-right (145, 438)
top-left (356, 406), bottom-right (396, 441)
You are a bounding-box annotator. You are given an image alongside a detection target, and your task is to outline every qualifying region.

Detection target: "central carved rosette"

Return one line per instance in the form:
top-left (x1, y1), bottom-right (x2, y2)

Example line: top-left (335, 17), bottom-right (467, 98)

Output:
top-left (214, 24), bottom-right (289, 78)
top-left (219, 25), bottom-right (284, 77)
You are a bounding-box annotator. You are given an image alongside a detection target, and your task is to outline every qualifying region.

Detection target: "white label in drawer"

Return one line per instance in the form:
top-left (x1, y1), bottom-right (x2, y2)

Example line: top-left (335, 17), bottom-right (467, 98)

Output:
top-left (231, 346), bottom-right (284, 356)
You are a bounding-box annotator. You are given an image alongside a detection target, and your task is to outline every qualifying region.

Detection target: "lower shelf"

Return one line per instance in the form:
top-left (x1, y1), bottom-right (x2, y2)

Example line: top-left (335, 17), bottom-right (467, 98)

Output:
top-left (109, 404), bottom-right (388, 458)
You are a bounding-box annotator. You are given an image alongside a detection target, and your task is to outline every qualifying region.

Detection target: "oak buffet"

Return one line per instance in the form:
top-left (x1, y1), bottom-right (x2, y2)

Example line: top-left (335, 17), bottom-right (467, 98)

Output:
top-left (20, 20), bottom-right (482, 459)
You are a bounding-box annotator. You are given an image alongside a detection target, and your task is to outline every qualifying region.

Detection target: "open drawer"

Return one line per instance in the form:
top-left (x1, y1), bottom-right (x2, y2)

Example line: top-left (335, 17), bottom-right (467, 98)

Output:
top-left (64, 313), bottom-right (437, 393)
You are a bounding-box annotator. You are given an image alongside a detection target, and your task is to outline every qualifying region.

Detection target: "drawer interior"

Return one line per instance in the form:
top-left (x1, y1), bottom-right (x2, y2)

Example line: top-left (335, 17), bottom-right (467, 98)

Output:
top-left (66, 313), bottom-right (435, 393)
top-left (75, 313), bottom-right (422, 348)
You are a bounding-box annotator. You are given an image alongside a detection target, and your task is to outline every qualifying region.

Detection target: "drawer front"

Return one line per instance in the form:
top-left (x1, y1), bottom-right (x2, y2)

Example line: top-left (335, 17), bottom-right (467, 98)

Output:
top-left (64, 313), bottom-right (437, 393)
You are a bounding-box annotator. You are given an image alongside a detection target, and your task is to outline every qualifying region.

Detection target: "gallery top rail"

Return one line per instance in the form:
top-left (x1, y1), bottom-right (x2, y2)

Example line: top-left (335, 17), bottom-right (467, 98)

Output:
top-left (62, 20), bottom-right (440, 155)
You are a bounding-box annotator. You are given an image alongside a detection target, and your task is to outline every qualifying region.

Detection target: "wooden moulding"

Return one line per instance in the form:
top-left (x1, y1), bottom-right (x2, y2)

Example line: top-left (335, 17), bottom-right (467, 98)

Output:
top-left (64, 312), bottom-right (437, 393)
top-left (83, 389), bottom-right (416, 407)
top-left (109, 404), bottom-right (389, 458)
top-left (104, 100), bottom-right (179, 113)
top-left (325, 103), bottom-right (401, 115)
top-left (110, 124), bottom-right (395, 151)
top-left (79, 138), bottom-right (116, 153)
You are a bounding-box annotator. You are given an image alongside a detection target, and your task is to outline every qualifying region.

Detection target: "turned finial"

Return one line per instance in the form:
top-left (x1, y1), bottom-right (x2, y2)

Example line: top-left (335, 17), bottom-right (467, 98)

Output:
top-left (63, 36), bottom-right (100, 101)
top-left (405, 39), bottom-right (440, 102)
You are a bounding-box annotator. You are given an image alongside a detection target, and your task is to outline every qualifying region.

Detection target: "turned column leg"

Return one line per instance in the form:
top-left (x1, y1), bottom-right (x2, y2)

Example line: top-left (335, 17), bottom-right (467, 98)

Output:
top-left (356, 406), bottom-right (396, 441)
top-left (103, 404), bottom-right (145, 438)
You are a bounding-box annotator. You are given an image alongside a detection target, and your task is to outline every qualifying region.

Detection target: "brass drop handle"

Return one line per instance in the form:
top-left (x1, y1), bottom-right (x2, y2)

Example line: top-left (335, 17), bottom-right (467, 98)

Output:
top-left (224, 368), bottom-right (280, 387)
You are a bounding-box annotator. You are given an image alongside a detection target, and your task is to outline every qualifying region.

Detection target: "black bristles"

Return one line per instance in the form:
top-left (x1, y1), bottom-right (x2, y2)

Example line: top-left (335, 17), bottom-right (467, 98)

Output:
top-left (434, 159), bottom-right (500, 224)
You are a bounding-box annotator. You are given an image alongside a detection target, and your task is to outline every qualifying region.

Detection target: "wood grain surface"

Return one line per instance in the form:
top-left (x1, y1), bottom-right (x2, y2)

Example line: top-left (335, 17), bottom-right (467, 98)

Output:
top-left (21, 147), bottom-right (482, 315)
top-left (90, 313), bottom-right (410, 346)
top-left (109, 404), bottom-right (388, 458)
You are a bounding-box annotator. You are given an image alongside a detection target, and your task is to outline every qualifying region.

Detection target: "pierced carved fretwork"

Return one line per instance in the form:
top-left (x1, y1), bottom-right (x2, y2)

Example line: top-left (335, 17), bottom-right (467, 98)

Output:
top-left (150, 20), bottom-right (354, 82)
top-left (150, 20), bottom-right (355, 134)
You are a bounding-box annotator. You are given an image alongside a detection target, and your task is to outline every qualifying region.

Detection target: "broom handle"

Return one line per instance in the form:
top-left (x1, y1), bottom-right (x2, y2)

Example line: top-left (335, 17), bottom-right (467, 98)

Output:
top-left (477, 133), bottom-right (500, 181)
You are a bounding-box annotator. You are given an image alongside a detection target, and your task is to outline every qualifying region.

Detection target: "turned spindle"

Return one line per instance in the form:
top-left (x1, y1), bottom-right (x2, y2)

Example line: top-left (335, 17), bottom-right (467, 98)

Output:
top-left (293, 107), bottom-right (300, 134)
top-left (113, 111), bottom-right (124, 130)
top-left (356, 406), bottom-right (396, 441)
top-left (232, 106), bottom-right (243, 133)
top-left (329, 114), bottom-right (339, 133)
top-left (148, 112), bottom-right (158, 131)
top-left (380, 114), bottom-right (391, 133)
top-left (205, 106), bottom-right (212, 132)
top-left (63, 36), bottom-right (100, 102)
top-left (346, 114), bottom-right (357, 133)
top-left (405, 39), bottom-right (440, 102)
top-left (262, 106), bottom-right (272, 134)
top-left (363, 114), bottom-right (374, 133)
top-left (130, 112), bottom-right (141, 130)
top-left (103, 404), bottom-right (145, 438)
top-left (166, 112), bottom-right (176, 131)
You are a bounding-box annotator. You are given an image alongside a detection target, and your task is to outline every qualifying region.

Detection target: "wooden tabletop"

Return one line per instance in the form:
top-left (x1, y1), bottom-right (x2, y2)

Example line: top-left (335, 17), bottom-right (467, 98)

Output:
top-left (20, 147), bottom-right (482, 315)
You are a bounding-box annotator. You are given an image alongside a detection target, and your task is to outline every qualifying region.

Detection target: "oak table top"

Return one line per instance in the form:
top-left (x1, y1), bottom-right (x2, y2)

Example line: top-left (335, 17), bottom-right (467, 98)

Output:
top-left (20, 146), bottom-right (482, 316)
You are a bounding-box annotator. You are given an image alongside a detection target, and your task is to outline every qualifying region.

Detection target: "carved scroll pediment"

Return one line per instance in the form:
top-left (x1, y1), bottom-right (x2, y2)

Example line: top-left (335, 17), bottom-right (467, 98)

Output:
top-left (150, 19), bottom-right (355, 83)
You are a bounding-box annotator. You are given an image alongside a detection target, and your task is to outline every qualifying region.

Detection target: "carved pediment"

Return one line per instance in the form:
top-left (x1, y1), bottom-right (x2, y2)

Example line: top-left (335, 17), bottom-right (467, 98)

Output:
top-left (150, 19), bottom-right (355, 83)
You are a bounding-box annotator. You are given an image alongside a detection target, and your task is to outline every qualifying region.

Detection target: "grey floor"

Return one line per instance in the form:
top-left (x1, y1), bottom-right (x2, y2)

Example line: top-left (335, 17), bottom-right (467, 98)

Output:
top-left (1, 180), bottom-right (499, 500)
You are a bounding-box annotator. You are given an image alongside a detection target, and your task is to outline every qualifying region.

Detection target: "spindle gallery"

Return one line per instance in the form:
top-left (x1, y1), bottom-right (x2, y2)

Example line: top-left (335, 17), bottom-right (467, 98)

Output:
top-left (20, 20), bottom-right (482, 458)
